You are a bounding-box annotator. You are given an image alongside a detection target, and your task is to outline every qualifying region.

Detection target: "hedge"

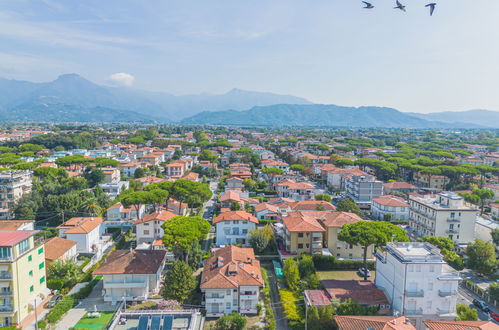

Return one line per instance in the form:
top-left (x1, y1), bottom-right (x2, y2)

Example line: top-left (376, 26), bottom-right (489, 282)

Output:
top-left (261, 268), bottom-right (276, 330)
top-left (46, 296), bottom-right (77, 324)
top-left (279, 289), bottom-right (304, 330)
top-left (312, 255), bottom-right (375, 271)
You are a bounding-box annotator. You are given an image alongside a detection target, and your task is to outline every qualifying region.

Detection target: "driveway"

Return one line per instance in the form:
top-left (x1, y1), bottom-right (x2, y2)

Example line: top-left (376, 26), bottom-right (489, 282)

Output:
top-left (262, 262), bottom-right (288, 330)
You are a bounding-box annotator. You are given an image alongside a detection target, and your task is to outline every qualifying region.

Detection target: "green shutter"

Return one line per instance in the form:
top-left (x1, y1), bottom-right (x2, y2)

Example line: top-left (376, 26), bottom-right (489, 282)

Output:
top-left (39, 276), bottom-right (45, 284)
top-left (29, 270), bottom-right (33, 277)
top-left (39, 262), bottom-right (44, 270)
top-left (38, 247), bottom-right (43, 255)
top-left (28, 255), bottom-right (32, 262)
top-left (29, 285), bottom-right (34, 292)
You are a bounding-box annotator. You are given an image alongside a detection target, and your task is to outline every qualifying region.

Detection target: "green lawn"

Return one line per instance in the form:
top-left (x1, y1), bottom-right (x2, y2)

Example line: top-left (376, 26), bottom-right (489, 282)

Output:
top-left (73, 311), bottom-right (115, 330)
top-left (317, 270), bottom-right (375, 281)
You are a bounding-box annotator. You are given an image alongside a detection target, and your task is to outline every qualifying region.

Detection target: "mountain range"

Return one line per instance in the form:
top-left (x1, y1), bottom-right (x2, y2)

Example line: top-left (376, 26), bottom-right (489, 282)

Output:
top-left (0, 73), bottom-right (497, 127)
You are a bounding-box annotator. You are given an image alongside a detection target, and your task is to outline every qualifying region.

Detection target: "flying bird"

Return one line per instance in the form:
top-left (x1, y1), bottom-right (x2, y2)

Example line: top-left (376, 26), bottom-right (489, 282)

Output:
top-left (394, 0), bottom-right (406, 12)
top-left (425, 3), bottom-right (436, 16)
top-left (362, 1), bottom-right (374, 9)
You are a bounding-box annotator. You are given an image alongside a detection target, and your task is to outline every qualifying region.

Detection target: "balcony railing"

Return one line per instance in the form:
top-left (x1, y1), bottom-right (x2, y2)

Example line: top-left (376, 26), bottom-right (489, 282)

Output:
top-left (0, 291), bottom-right (12, 296)
top-left (0, 273), bottom-right (12, 280)
top-left (405, 308), bottom-right (423, 315)
top-left (0, 305), bottom-right (13, 312)
top-left (446, 229), bottom-right (459, 234)
top-left (436, 308), bottom-right (451, 315)
top-left (446, 217), bottom-right (460, 223)
top-left (438, 290), bottom-right (455, 297)
top-left (405, 290), bottom-right (424, 297)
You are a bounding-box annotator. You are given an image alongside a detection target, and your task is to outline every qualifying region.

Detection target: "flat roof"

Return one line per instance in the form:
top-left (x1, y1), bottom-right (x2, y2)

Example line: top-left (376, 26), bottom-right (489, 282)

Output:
top-left (386, 242), bottom-right (444, 263)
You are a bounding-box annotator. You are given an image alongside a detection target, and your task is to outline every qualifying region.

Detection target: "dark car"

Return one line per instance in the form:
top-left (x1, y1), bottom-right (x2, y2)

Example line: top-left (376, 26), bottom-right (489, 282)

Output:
top-left (45, 295), bottom-right (61, 308)
top-left (491, 313), bottom-right (499, 322)
top-left (472, 299), bottom-right (490, 312)
top-left (358, 268), bottom-right (371, 277)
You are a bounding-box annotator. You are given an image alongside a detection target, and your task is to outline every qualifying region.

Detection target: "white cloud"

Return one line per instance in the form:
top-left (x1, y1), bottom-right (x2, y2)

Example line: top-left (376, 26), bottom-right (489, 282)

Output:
top-left (108, 72), bottom-right (135, 87)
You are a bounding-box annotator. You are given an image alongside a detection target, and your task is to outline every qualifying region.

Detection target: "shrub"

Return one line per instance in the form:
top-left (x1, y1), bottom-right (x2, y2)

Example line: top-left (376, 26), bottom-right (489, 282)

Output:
top-left (489, 282), bottom-right (499, 301)
top-left (46, 296), bottom-right (77, 324)
top-left (279, 289), bottom-right (301, 321)
top-left (37, 320), bottom-right (47, 330)
top-left (311, 255), bottom-right (375, 271)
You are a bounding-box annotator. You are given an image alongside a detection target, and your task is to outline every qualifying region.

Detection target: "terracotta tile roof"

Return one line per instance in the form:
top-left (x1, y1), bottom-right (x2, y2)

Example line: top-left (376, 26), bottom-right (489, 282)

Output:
top-left (44, 237), bottom-right (77, 261)
top-left (136, 176), bottom-right (167, 184)
top-left (0, 220), bottom-right (33, 231)
top-left (0, 230), bottom-right (37, 247)
top-left (57, 217), bottom-right (103, 234)
top-left (372, 195), bottom-right (409, 208)
top-left (289, 200), bottom-right (336, 211)
top-left (220, 191), bottom-right (242, 202)
top-left (423, 320), bottom-right (498, 330)
top-left (135, 210), bottom-right (177, 224)
top-left (93, 249), bottom-right (166, 275)
top-left (312, 211), bottom-right (364, 227)
top-left (282, 212), bottom-right (325, 232)
top-left (304, 290), bottom-right (332, 306)
top-left (181, 172), bottom-right (199, 181)
top-left (322, 280), bottom-right (389, 306)
top-left (254, 203), bottom-right (279, 213)
top-left (227, 177), bottom-right (244, 182)
top-left (201, 245), bottom-right (264, 289)
top-left (334, 316), bottom-right (415, 330)
top-left (213, 211), bottom-right (258, 224)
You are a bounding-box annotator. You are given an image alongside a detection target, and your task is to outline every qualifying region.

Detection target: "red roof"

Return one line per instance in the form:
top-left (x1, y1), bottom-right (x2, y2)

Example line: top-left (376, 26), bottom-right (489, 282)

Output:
top-left (0, 230), bottom-right (37, 247)
top-left (213, 211), bottom-right (258, 224)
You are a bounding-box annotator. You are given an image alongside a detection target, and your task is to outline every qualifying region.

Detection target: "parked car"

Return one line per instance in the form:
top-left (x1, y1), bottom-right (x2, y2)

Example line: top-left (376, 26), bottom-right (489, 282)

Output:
top-left (45, 295), bottom-right (61, 308)
top-left (472, 299), bottom-right (490, 312)
top-left (358, 268), bottom-right (371, 277)
top-left (490, 313), bottom-right (499, 322)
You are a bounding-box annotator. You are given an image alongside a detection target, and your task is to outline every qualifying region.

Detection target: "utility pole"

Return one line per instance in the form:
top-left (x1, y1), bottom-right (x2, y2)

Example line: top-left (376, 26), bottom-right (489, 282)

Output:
top-left (34, 298), bottom-right (38, 330)
top-left (304, 293), bottom-right (309, 330)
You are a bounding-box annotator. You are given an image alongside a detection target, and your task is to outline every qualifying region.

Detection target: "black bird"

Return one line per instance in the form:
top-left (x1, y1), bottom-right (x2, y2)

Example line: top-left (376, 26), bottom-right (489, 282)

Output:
top-left (362, 1), bottom-right (374, 9)
top-left (425, 3), bottom-right (436, 16)
top-left (394, 0), bottom-right (406, 11)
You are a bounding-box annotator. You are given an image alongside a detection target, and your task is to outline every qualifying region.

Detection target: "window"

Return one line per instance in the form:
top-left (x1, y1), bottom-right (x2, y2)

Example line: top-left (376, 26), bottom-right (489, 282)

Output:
top-left (242, 229), bottom-right (247, 234)
top-left (28, 270), bottom-right (33, 277)
top-left (407, 264), bottom-right (414, 272)
top-left (143, 230), bottom-right (150, 235)
top-left (226, 302), bottom-right (231, 309)
top-left (39, 276), bottom-right (45, 284)
top-left (0, 247), bottom-right (11, 260)
top-left (38, 247), bottom-right (43, 255)
top-left (429, 265), bottom-right (435, 272)
top-left (428, 282), bottom-right (433, 291)
top-left (144, 223), bottom-right (149, 226)
top-left (298, 233), bottom-right (304, 238)
top-left (18, 239), bottom-right (29, 254)
top-left (29, 286), bottom-right (33, 293)
top-left (38, 262), bottom-right (44, 270)
top-left (426, 301), bottom-right (432, 309)
top-left (226, 290), bottom-right (231, 295)
top-left (298, 244), bottom-right (303, 249)
top-left (28, 255), bottom-right (32, 262)
top-left (415, 265), bottom-right (421, 272)
top-left (243, 221), bottom-right (248, 224)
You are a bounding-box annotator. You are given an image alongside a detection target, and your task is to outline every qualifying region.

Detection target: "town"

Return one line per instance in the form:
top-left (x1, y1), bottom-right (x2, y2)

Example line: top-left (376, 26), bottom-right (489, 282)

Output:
top-left (0, 125), bottom-right (496, 330)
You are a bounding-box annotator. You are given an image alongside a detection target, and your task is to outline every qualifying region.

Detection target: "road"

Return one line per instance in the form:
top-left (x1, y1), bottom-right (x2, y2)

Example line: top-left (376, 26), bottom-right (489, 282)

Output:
top-left (201, 180), bottom-right (218, 251)
top-left (458, 285), bottom-right (498, 323)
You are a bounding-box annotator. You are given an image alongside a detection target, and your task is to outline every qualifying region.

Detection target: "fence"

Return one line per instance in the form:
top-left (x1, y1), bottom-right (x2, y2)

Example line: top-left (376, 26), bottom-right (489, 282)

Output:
top-left (461, 281), bottom-right (498, 309)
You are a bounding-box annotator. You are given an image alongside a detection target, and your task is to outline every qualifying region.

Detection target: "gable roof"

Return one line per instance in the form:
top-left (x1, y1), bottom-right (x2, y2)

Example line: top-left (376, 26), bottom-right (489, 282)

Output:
top-left (423, 320), bottom-right (498, 330)
top-left (315, 211), bottom-right (364, 227)
top-left (57, 217), bottom-right (103, 234)
top-left (213, 211), bottom-right (258, 224)
top-left (0, 220), bottom-right (33, 231)
top-left (44, 237), bottom-right (77, 261)
top-left (0, 230), bottom-right (37, 247)
top-left (289, 200), bottom-right (336, 211)
top-left (372, 195), bottom-right (409, 207)
top-left (135, 210), bottom-right (177, 224)
top-left (334, 316), bottom-right (415, 330)
top-left (282, 212), bottom-right (325, 232)
top-left (201, 245), bottom-right (264, 289)
top-left (93, 249), bottom-right (166, 275)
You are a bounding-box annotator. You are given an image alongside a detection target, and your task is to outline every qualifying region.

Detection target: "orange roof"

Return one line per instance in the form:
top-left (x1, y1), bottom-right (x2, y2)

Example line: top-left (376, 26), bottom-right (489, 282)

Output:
top-left (383, 182), bottom-right (418, 190)
top-left (181, 172), bottom-right (199, 181)
top-left (289, 200), bottom-right (336, 211)
top-left (313, 211), bottom-right (364, 227)
top-left (57, 217), bottom-right (103, 234)
top-left (0, 220), bottom-right (33, 231)
top-left (213, 211), bottom-right (258, 224)
top-left (44, 237), bottom-right (77, 261)
top-left (220, 191), bottom-right (242, 202)
top-left (372, 195), bottom-right (409, 207)
top-left (135, 210), bottom-right (177, 224)
top-left (282, 212), bottom-right (325, 232)
top-left (423, 320), bottom-right (498, 330)
top-left (334, 316), bottom-right (415, 330)
top-left (323, 280), bottom-right (389, 306)
top-left (201, 245), bottom-right (264, 289)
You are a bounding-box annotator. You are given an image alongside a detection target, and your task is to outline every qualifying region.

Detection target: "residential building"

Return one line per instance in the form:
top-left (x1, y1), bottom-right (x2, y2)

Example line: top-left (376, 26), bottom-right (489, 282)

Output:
top-left (0, 170), bottom-right (32, 220)
top-left (101, 168), bottom-right (120, 184)
top-left (371, 195), bottom-right (410, 221)
top-left (106, 202), bottom-right (145, 229)
top-left (226, 177), bottom-right (244, 190)
top-left (214, 211), bottom-right (257, 247)
top-left (99, 180), bottom-right (129, 199)
top-left (375, 242), bottom-right (461, 329)
top-left (383, 182), bottom-right (419, 195)
top-left (0, 220), bottom-right (34, 231)
top-left (288, 200), bottom-right (336, 212)
top-left (281, 212), bottom-right (325, 255)
top-left (165, 162), bottom-right (185, 178)
top-left (345, 173), bottom-right (384, 205)
top-left (334, 316), bottom-right (416, 330)
top-left (93, 249), bottom-right (166, 304)
top-left (254, 203), bottom-right (280, 221)
top-left (413, 172), bottom-right (450, 191)
top-left (44, 237), bottom-right (77, 265)
top-left (474, 216), bottom-right (498, 244)
top-left (201, 246), bottom-right (264, 317)
top-left (408, 192), bottom-right (478, 244)
top-left (491, 203), bottom-right (499, 218)
top-left (0, 231), bottom-right (49, 328)
top-left (317, 211), bottom-right (374, 260)
top-left (423, 320), bottom-right (498, 330)
top-left (57, 217), bottom-right (104, 254)
top-left (135, 210), bottom-right (177, 244)
top-left (261, 160), bottom-right (289, 173)
top-left (276, 180), bottom-right (316, 201)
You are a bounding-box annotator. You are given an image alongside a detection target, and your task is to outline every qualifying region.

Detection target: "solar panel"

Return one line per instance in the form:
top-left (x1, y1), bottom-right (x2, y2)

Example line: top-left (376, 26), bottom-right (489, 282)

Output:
top-left (137, 316), bottom-right (149, 330)
top-left (150, 316), bottom-right (161, 330)
top-left (162, 315), bottom-right (174, 330)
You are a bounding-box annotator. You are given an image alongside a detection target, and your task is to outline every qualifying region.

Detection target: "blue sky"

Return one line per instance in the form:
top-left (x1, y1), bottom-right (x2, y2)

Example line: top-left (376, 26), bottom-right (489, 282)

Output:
top-left (1, 0), bottom-right (499, 113)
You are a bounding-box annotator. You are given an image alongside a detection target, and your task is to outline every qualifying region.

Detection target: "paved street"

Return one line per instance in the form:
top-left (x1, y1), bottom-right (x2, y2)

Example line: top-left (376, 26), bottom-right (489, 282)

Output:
top-left (201, 180), bottom-right (218, 251)
top-left (458, 285), bottom-right (498, 323)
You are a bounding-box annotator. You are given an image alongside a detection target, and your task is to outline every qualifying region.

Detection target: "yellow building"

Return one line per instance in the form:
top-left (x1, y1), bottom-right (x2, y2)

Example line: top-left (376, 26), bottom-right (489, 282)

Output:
top-left (0, 230), bottom-right (48, 327)
top-left (413, 172), bottom-right (450, 190)
top-left (282, 212), bottom-right (325, 254)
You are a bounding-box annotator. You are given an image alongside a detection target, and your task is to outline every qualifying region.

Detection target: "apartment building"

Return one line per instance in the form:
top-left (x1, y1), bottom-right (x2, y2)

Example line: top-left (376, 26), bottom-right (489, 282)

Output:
top-left (0, 231), bottom-right (48, 327)
top-left (281, 212), bottom-right (325, 255)
top-left (408, 192), bottom-right (478, 244)
top-left (345, 174), bottom-right (383, 205)
top-left (0, 170), bottom-right (32, 220)
top-left (135, 210), bottom-right (177, 245)
top-left (375, 242), bottom-right (460, 329)
top-left (413, 172), bottom-right (450, 191)
top-left (214, 211), bottom-right (257, 247)
top-left (57, 217), bottom-right (104, 254)
top-left (371, 195), bottom-right (410, 221)
top-left (201, 246), bottom-right (264, 317)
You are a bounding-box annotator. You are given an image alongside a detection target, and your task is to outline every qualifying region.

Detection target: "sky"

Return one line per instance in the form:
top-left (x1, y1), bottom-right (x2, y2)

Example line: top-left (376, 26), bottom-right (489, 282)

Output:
top-left (1, 0), bottom-right (499, 113)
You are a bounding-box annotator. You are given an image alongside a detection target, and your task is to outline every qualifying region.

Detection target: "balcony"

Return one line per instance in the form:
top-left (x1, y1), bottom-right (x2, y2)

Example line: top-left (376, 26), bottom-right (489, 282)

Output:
top-left (0, 305), bottom-right (13, 312)
top-left (446, 229), bottom-right (459, 234)
top-left (0, 273), bottom-right (12, 280)
top-left (405, 308), bottom-right (423, 315)
top-left (205, 296), bottom-right (225, 303)
top-left (405, 290), bottom-right (424, 297)
top-left (103, 280), bottom-right (147, 289)
top-left (438, 290), bottom-right (456, 297)
top-left (0, 291), bottom-right (12, 296)
top-left (446, 217), bottom-right (460, 223)
top-left (436, 308), bottom-right (452, 315)
top-left (240, 292), bottom-right (258, 300)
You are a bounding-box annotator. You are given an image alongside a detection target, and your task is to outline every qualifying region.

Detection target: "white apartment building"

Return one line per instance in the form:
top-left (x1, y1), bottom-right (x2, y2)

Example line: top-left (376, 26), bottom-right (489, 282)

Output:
top-left (0, 170), bottom-right (32, 219)
top-left (134, 210), bottom-right (177, 245)
top-left (201, 246), bottom-right (264, 317)
top-left (214, 211), bottom-right (257, 247)
top-left (408, 192), bottom-right (478, 244)
top-left (345, 174), bottom-right (384, 205)
top-left (375, 242), bottom-right (461, 330)
top-left (371, 195), bottom-right (410, 221)
top-left (105, 202), bottom-right (145, 229)
top-left (57, 217), bottom-right (104, 254)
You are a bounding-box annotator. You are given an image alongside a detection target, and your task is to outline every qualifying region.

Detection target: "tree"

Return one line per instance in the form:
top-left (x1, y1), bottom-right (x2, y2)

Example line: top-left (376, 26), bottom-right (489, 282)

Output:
top-left (83, 168), bottom-right (104, 187)
top-left (214, 313), bottom-right (247, 330)
top-left (456, 304), bottom-right (478, 321)
top-left (47, 260), bottom-right (81, 289)
top-left (315, 194), bottom-right (332, 202)
top-left (336, 298), bottom-right (378, 316)
top-left (336, 198), bottom-right (361, 216)
top-left (466, 240), bottom-right (497, 275)
top-left (473, 188), bottom-right (495, 215)
top-left (162, 216), bottom-right (210, 262)
top-left (283, 258), bottom-right (300, 292)
top-left (290, 164), bottom-right (304, 172)
top-left (248, 229), bottom-right (270, 253)
top-left (491, 228), bottom-right (499, 246)
top-left (339, 221), bottom-right (408, 280)
top-left (261, 167), bottom-right (284, 175)
top-left (133, 167), bottom-right (146, 178)
top-left (121, 191), bottom-right (151, 219)
top-left (230, 201), bottom-right (241, 211)
top-left (242, 179), bottom-right (256, 192)
top-left (162, 260), bottom-right (196, 304)
top-left (307, 305), bottom-right (335, 330)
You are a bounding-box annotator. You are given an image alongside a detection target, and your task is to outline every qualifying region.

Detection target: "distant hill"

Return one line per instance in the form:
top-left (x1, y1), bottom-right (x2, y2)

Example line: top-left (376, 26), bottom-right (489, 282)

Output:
top-left (406, 110), bottom-right (499, 128)
top-left (0, 74), bottom-right (311, 122)
top-left (181, 104), bottom-right (479, 128)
